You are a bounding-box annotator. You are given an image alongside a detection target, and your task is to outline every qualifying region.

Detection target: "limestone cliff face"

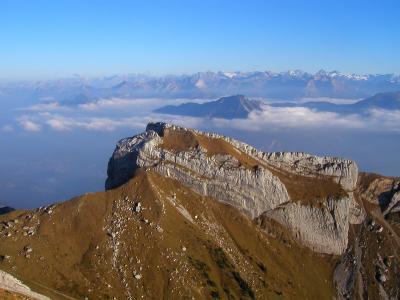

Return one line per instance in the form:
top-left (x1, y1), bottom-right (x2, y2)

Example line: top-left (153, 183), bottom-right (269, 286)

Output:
top-left (263, 197), bottom-right (350, 254)
top-left (334, 173), bottom-right (400, 300)
top-left (356, 173), bottom-right (400, 216)
top-left (106, 122), bottom-right (361, 255)
top-left (262, 152), bottom-right (358, 192)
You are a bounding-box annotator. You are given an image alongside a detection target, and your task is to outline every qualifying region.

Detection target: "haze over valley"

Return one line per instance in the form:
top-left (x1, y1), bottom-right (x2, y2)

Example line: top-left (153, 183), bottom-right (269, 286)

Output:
top-left (1, 73), bottom-right (400, 208)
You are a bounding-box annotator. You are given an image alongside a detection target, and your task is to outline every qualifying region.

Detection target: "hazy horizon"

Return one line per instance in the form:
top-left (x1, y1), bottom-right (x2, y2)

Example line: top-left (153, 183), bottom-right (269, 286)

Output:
top-left (2, 68), bottom-right (400, 82)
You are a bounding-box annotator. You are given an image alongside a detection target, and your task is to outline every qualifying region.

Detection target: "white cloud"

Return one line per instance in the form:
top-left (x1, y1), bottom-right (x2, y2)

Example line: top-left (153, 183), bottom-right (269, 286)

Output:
top-left (12, 103), bottom-right (400, 134)
top-left (368, 108), bottom-right (400, 130)
top-left (78, 97), bottom-right (211, 111)
top-left (78, 98), bottom-right (136, 110)
top-left (18, 119), bottom-right (42, 132)
top-left (201, 106), bottom-right (399, 133)
top-left (45, 118), bottom-right (72, 131)
top-left (15, 112), bottom-right (206, 132)
top-left (20, 98), bottom-right (213, 116)
top-left (42, 113), bottom-right (147, 131)
top-left (240, 106), bottom-right (364, 129)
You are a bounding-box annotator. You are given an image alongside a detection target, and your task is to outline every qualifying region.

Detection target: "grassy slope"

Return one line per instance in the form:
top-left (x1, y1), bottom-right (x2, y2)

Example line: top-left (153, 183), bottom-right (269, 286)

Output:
top-left (0, 170), bottom-right (337, 299)
top-left (0, 289), bottom-right (34, 300)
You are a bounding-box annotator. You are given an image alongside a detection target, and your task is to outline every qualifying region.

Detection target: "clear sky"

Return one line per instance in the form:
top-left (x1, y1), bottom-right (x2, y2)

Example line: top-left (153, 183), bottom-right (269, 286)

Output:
top-left (1, 0), bottom-right (399, 79)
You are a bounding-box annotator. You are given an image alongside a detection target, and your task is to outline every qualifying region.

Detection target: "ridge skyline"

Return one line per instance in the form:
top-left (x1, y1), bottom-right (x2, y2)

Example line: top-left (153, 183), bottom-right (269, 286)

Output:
top-left (2, 69), bottom-right (400, 82)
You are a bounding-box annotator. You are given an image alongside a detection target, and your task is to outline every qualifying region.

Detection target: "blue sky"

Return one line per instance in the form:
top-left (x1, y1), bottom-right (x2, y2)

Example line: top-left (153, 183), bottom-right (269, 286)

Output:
top-left (1, 0), bottom-right (399, 79)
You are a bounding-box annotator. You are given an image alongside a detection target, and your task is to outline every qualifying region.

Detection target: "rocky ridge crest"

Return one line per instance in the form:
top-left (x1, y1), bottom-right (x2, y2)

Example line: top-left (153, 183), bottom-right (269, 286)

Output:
top-left (106, 122), bottom-right (362, 255)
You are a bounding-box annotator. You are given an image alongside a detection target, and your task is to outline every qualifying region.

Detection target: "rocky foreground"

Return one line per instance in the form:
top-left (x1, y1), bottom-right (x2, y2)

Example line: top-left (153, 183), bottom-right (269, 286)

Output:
top-left (0, 122), bottom-right (399, 299)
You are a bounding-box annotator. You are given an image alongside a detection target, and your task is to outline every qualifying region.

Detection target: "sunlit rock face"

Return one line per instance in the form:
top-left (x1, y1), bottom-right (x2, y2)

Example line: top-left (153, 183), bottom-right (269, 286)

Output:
top-left (106, 122), bottom-right (361, 255)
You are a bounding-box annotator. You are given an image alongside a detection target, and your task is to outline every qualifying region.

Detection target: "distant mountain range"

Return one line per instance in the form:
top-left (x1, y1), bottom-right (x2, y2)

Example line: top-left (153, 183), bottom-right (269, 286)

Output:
top-left (270, 91), bottom-right (400, 114)
top-left (2, 70), bottom-right (400, 104)
top-left (154, 91), bottom-right (400, 119)
top-left (154, 95), bottom-right (262, 119)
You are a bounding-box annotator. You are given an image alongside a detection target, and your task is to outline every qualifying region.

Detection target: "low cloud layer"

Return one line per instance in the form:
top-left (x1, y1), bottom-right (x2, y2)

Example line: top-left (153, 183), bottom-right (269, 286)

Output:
top-left (44, 114), bottom-right (147, 131)
top-left (215, 107), bottom-right (400, 132)
top-left (78, 98), bottom-right (208, 111)
top-left (11, 98), bottom-right (400, 134)
top-left (24, 98), bottom-right (211, 112)
top-left (13, 107), bottom-right (400, 134)
top-left (15, 112), bottom-right (204, 132)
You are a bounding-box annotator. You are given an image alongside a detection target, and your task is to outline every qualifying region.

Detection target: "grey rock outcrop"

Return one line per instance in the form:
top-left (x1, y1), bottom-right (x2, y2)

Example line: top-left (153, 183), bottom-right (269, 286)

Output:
top-left (106, 122), bottom-right (360, 255)
top-left (263, 196), bottom-right (350, 254)
top-left (356, 173), bottom-right (400, 217)
top-left (348, 194), bottom-right (366, 224)
top-left (106, 125), bottom-right (290, 218)
top-left (263, 152), bottom-right (358, 192)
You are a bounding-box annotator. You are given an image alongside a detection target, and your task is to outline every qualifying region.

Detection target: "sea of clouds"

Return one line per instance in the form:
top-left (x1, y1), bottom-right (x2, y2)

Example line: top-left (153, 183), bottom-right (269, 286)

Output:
top-left (1, 97), bottom-right (399, 208)
top-left (4, 97), bottom-right (399, 133)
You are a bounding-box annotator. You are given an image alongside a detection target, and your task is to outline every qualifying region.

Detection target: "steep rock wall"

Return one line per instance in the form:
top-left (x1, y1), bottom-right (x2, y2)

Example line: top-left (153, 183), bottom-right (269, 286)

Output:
top-left (106, 122), bottom-right (361, 254)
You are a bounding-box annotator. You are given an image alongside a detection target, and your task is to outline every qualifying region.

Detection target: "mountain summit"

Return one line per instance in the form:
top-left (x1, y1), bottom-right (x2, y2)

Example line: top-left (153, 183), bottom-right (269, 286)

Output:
top-left (154, 95), bottom-right (263, 119)
top-left (0, 122), bottom-right (399, 299)
top-left (106, 122), bottom-right (360, 255)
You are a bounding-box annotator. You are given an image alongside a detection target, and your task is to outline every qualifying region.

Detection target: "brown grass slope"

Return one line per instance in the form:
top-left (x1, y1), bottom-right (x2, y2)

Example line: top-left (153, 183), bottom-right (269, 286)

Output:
top-left (1, 170), bottom-right (337, 299)
top-left (0, 288), bottom-right (34, 300)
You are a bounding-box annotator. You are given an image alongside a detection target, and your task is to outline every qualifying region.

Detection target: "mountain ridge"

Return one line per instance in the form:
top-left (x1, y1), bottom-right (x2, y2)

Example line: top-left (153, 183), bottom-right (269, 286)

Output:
top-left (0, 122), bottom-right (399, 299)
top-left (106, 122), bottom-right (359, 255)
top-left (3, 70), bottom-right (400, 104)
top-left (154, 91), bottom-right (400, 120)
top-left (154, 95), bottom-right (263, 119)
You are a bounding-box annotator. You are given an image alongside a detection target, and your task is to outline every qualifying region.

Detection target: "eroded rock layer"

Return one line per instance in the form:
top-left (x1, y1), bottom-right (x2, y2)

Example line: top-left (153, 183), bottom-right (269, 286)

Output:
top-left (106, 122), bottom-right (361, 255)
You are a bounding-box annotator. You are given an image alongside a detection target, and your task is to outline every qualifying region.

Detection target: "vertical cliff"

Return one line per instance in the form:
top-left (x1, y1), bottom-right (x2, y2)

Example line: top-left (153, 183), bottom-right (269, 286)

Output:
top-left (106, 122), bottom-right (361, 255)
